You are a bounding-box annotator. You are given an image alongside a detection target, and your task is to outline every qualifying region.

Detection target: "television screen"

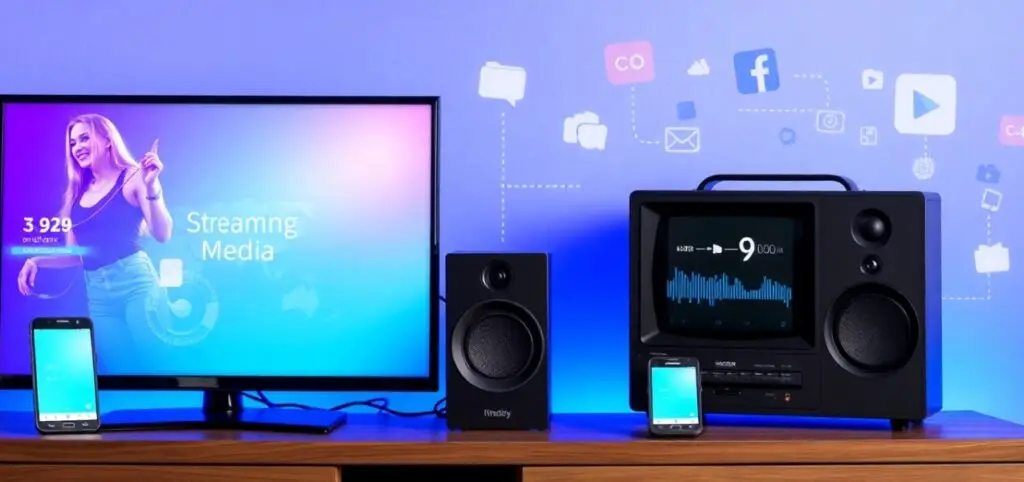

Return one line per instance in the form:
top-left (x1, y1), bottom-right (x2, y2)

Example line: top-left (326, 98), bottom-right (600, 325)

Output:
top-left (662, 215), bottom-right (798, 334)
top-left (0, 99), bottom-right (435, 379)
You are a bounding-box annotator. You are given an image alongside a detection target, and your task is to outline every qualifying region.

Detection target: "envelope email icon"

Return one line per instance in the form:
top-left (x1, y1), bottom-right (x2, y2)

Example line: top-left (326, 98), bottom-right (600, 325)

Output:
top-left (665, 126), bottom-right (701, 153)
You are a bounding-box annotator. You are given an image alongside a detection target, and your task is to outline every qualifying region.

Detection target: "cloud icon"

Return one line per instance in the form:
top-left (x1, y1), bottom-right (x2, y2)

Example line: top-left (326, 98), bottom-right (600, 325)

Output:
top-left (687, 58), bottom-right (710, 76)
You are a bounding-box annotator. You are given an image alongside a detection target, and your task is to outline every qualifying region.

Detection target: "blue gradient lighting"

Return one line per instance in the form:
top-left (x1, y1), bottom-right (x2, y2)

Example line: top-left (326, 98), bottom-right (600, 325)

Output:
top-left (0, 1), bottom-right (1022, 424)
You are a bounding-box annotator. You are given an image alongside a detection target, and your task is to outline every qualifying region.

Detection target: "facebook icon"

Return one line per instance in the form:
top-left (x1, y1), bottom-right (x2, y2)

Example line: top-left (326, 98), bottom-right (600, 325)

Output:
top-left (734, 48), bottom-right (780, 95)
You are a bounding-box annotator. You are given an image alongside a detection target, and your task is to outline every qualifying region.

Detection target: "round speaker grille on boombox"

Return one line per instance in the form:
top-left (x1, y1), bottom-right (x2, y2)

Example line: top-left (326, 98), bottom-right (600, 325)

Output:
top-left (825, 284), bottom-right (919, 376)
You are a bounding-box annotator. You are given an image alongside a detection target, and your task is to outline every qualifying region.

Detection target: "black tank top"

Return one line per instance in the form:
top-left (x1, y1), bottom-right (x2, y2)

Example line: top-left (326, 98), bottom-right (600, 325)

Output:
top-left (70, 170), bottom-right (144, 270)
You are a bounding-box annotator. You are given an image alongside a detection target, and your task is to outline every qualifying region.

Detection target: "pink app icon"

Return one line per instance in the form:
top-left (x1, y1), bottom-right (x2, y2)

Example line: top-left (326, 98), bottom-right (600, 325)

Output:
top-left (604, 41), bottom-right (655, 86)
top-left (998, 115), bottom-right (1024, 147)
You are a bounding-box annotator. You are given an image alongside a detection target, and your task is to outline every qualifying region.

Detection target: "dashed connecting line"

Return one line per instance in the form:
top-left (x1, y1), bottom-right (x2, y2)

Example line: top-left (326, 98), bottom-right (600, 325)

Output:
top-left (502, 183), bottom-right (582, 190)
top-left (500, 111), bottom-right (507, 243)
top-left (736, 108), bottom-right (816, 114)
top-left (922, 136), bottom-right (930, 158)
top-left (629, 86), bottom-right (660, 145)
top-left (793, 73), bottom-right (831, 108)
top-left (496, 110), bottom-right (582, 244)
top-left (735, 73), bottom-right (831, 113)
top-left (941, 213), bottom-right (993, 302)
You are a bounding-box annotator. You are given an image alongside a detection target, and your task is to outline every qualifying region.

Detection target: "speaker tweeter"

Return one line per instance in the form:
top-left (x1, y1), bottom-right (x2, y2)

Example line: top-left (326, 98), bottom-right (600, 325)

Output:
top-left (852, 209), bottom-right (892, 247)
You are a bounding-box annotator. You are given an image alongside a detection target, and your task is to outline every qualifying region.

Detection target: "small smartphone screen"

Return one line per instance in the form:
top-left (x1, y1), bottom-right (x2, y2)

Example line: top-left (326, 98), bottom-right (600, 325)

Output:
top-left (32, 327), bottom-right (99, 427)
top-left (651, 364), bottom-right (701, 426)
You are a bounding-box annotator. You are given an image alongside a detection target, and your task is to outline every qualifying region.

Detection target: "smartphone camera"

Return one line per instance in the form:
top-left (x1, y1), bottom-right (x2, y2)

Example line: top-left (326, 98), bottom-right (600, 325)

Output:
top-left (481, 260), bottom-right (513, 291)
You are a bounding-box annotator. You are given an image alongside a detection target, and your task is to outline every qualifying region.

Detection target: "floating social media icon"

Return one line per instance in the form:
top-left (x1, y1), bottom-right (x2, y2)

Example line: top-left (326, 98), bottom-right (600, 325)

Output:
top-left (733, 48), bottom-right (780, 95)
top-left (894, 74), bottom-right (957, 135)
top-left (664, 126), bottom-right (700, 153)
top-left (859, 126), bottom-right (878, 145)
top-left (478, 62), bottom-right (527, 106)
top-left (158, 258), bottom-right (184, 288)
top-left (604, 41), bottom-right (655, 85)
top-left (981, 188), bottom-right (1003, 212)
top-left (676, 101), bottom-right (697, 121)
top-left (815, 110), bottom-right (845, 134)
top-left (998, 115), bottom-right (1024, 147)
top-left (562, 112), bottom-right (608, 151)
top-left (687, 58), bottom-right (710, 76)
top-left (912, 156), bottom-right (935, 180)
top-left (779, 127), bottom-right (796, 145)
top-left (861, 69), bottom-right (884, 90)
top-left (975, 243), bottom-right (1010, 274)
top-left (976, 164), bottom-right (1000, 184)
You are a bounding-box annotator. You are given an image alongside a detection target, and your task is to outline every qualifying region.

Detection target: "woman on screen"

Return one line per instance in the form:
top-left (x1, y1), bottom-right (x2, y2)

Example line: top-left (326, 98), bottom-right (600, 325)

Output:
top-left (16, 114), bottom-right (174, 364)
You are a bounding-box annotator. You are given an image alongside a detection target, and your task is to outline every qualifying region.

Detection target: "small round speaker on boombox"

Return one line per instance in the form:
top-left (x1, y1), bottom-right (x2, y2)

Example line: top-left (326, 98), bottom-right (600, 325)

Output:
top-left (824, 283), bottom-right (919, 377)
top-left (450, 299), bottom-right (545, 393)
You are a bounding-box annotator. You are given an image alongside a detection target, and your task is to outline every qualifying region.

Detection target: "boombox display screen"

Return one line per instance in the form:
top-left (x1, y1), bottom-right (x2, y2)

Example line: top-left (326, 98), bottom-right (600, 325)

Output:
top-left (663, 216), bottom-right (798, 335)
top-left (648, 202), bottom-right (814, 342)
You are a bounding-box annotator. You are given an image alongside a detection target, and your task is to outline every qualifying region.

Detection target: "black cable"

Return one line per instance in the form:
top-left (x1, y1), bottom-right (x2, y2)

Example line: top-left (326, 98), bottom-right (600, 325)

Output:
top-left (242, 295), bottom-right (448, 418)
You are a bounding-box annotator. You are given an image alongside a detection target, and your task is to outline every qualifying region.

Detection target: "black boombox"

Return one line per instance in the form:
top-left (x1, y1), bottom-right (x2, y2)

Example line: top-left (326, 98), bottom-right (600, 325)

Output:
top-left (628, 174), bottom-right (942, 430)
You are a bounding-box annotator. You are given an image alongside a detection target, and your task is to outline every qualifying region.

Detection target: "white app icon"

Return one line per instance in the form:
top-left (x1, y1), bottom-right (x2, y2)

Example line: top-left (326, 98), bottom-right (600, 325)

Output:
top-left (975, 243), bottom-right (1010, 274)
top-left (862, 69), bottom-right (884, 90)
top-left (687, 58), bottom-right (710, 76)
top-left (981, 188), bottom-right (1003, 212)
top-left (664, 127), bottom-right (700, 153)
top-left (894, 74), bottom-right (957, 136)
top-left (562, 112), bottom-right (608, 151)
top-left (478, 62), bottom-right (527, 106)
top-left (859, 126), bottom-right (879, 145)
top-left (912, 156), bottom-right (935, 180)
top-left (815, 110), bottom-right (846, 134)
top-left (158, 258), bottom-right (183, 288)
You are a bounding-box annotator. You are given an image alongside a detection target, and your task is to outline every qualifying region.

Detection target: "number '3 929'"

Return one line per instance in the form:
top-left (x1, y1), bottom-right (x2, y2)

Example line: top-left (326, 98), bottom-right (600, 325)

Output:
top-left (23, 217), bottom-right (72, 234)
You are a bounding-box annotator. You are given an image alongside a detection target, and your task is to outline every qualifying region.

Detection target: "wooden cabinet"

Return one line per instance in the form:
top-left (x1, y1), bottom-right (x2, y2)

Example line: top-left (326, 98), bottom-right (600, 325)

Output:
top-left (524, 465), bottom-right (1024, 481)
top-left (0, 465), bottom-right (338, 482)
top-left (0, 411), bottom-right (1021, 480)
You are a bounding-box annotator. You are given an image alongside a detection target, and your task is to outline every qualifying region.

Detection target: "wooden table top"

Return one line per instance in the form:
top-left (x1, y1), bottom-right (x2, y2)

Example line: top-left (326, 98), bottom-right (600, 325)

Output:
top-left (0, 410), bottom-right (1021, 466)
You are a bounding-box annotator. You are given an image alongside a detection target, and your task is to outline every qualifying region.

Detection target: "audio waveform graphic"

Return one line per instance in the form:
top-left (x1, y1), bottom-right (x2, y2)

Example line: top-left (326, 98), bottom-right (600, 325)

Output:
top-left (666, 268), bottom-right (792, 307)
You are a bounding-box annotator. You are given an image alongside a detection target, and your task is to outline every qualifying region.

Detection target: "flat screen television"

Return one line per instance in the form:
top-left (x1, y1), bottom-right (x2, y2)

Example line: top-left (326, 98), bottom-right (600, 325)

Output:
top-left (0, 95), bottom-right (440, 432)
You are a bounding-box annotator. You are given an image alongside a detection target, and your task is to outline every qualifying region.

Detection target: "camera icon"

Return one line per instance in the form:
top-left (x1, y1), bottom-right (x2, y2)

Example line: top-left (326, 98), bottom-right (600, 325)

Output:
top-left (976, 164), bottom-right (1001, 184)
top-left (815, 110), bottom-right (846, 134)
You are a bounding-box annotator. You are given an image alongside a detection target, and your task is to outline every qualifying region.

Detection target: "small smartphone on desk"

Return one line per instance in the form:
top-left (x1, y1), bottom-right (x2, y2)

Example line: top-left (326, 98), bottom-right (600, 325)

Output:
top-left (30, 317), bottom-right (101, 434)
top-left (648, 356), bottom-right (703, 437)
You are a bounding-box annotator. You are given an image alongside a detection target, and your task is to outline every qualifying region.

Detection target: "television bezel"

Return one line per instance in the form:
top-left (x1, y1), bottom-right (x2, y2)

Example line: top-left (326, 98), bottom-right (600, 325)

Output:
top-left (0, 94), bottom-right (440, 392)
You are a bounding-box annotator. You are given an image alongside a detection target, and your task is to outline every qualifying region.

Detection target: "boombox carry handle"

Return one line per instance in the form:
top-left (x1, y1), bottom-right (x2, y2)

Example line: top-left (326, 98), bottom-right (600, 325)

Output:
top-left (696, 174), bottom-right (859, 192)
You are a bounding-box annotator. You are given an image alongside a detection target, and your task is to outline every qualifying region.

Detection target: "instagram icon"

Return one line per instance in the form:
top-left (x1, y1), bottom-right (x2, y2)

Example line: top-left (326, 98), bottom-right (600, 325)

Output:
top-left (604, 41), bottom-right (655, 86)
top-left (999, 115), bottom-right (1024, 147)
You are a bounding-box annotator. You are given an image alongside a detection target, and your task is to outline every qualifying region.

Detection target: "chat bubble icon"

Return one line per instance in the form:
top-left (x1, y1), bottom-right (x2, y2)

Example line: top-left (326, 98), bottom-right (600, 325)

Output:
top-left (478, 61), bottom-right (527, 106)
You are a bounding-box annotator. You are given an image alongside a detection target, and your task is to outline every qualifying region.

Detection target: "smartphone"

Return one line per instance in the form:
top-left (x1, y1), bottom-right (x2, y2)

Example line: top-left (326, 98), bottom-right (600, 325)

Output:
top-left (30, 317), bottom-right (101, 434)
top-left (648, 356), bottom-right (703, 437)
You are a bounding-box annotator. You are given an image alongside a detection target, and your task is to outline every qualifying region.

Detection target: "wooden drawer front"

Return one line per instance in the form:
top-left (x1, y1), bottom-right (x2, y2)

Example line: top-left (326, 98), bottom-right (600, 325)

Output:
top-left (524, 464), bottom-right (1024, 481)
top-left (0, 465), bottom-right (339, 482)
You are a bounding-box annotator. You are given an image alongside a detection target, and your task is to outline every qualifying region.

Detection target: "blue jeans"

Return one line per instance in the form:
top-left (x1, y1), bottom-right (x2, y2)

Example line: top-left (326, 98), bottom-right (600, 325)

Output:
top-left (83, 251), bottom-right (168, 372)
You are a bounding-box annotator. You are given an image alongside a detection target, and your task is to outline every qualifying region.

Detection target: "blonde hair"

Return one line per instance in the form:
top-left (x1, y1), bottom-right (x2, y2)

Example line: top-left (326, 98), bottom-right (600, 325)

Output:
top-left (59, 114), bottom-right (140, 218)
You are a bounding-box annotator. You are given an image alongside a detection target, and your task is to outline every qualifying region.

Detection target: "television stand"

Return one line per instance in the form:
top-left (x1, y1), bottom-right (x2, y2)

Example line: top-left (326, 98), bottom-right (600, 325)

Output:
top-left (102, 390), bottom-right (347, 434)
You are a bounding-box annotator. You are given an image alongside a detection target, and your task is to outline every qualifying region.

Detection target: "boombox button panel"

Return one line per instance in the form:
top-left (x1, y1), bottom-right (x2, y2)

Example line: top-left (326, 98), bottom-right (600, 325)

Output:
top-left (700, 370), bottom-right (802, 388)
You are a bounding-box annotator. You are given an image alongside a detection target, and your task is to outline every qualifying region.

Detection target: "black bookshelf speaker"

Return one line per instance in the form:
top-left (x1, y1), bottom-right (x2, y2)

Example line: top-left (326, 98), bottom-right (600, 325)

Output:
top-left (445, 252), bottom-right (550, 431)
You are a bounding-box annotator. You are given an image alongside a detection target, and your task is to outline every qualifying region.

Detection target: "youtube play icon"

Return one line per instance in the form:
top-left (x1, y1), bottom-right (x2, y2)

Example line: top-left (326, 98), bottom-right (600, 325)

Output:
top-left (894, 73), bottom-right (957, 136)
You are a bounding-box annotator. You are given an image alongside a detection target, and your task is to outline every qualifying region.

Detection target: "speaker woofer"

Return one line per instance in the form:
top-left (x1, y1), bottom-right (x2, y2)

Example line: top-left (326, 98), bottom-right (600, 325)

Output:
top-left (825, 283), bottom-right (919, 377)
top-left (450, 299), bottom-right (544, 393)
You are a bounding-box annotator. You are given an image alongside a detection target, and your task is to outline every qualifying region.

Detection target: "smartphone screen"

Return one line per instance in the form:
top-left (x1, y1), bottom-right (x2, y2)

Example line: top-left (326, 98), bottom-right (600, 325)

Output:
top-left (650, 363), bottom-right (702, 433)
top-left (31, 323), bottom-right (99, 432)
